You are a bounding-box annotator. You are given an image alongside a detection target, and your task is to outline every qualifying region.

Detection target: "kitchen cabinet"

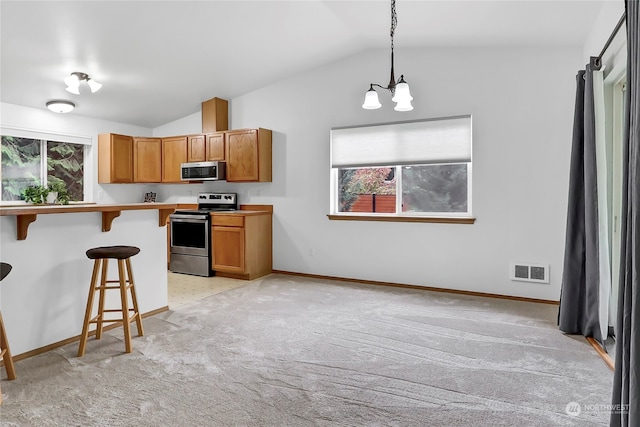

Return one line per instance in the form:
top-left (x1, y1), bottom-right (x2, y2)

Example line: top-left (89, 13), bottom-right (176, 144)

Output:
top-left (134, 137), bottom-right (162, 182)
top-left (225, 128), bottom-right (272, 182)
top-left (187, 134), bottom-right (206, 162)
top-left (98, 134), bottom-right (134, 183)
top-left (162, 136), bottom-right (188, 183)
top-left (202, 97), bottom-right (228, 133)
top-left (205, 133), bottom-right (225, 161)
top-left (211, 209), bottom-right (272, 280)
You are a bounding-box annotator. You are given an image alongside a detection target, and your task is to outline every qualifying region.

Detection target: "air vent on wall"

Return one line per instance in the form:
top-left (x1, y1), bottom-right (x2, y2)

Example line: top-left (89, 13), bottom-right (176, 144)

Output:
top-left (510, 263), bottom-right (549, 284)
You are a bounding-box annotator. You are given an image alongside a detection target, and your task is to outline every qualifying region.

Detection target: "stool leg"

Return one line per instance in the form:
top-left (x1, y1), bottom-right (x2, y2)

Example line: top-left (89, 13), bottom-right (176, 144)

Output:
top-left (78, 259), bottom-right (101, 357)
top-left (118, 259), bottom-right (133, 353)
top-left (95, 259), bottom-right (109, 340)
top-left (0, 311), bottom-right (16, 380)
top-left (126, 257), bottom-right (144, 337)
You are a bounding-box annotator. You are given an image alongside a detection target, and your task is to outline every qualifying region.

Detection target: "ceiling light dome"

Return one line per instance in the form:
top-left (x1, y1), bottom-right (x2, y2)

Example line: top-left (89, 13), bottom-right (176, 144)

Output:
top-left (46, 100), bottom-right (75, 113)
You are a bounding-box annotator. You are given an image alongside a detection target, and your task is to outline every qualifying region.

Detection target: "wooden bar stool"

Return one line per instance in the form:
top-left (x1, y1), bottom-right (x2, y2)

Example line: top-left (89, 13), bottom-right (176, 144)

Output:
top-left (0, 262), bottom-right (17, 405)
top-left (78, 246), bottom-right (144, 357)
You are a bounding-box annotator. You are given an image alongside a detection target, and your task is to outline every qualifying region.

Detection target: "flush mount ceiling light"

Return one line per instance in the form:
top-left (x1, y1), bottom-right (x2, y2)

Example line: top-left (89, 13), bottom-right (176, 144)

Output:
top-left (362, 0), bottom-right (413, 112)
top-left (46, 100), bottom-right (75, 113)
top-left (64, 72), bottom-right (102, 94)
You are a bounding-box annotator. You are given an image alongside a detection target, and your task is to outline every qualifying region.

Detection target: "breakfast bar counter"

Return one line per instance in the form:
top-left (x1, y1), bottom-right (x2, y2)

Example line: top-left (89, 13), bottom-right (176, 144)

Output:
top-left (0, 203), bottom-right (177, 240)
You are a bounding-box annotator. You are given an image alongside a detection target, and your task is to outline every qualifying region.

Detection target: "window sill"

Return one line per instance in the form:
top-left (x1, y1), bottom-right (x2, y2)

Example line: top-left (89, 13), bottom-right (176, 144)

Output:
top-left (327, 214), bottom-right (476, 224)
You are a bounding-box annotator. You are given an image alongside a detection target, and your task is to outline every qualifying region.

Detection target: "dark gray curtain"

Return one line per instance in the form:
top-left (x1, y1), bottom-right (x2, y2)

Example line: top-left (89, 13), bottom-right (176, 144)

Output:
top-left (558, 58), bottom-right (603, 343)
top-left (611, 1), bottom-right (639, 425)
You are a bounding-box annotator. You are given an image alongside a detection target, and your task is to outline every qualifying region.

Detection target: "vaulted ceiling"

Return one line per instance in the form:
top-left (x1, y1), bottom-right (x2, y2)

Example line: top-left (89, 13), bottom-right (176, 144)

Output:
top-left (1, 1), bottom-right (606, 128)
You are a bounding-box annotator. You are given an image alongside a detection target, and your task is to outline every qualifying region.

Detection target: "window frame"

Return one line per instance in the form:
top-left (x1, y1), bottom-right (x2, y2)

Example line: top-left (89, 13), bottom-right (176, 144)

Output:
top-left (0, 126), bottom-right (92, 205)
top-left (329, 116), bottom-right (475, 223)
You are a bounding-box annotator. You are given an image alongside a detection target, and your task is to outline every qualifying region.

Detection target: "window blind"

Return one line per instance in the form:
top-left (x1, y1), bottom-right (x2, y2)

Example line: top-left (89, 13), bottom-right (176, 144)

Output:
top-left (330, 115), bottom-right (472, 168)
top-left (1, 126), bottom-right (92, 145)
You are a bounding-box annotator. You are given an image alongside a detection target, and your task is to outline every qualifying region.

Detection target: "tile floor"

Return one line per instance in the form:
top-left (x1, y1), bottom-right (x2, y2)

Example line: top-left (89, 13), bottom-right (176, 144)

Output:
top-left (167, 271), bottom-right (258, 308)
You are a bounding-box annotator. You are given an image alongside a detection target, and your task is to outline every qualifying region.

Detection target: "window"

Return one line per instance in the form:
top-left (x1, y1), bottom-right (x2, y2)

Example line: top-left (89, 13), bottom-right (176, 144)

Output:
top-left (1, 128), bottom-right (90, 203)
top-left (330, 116), bottom-right (472, 220)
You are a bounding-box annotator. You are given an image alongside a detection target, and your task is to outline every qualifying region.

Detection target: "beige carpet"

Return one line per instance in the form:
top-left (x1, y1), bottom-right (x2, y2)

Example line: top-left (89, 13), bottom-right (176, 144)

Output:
top-left (0, 274), bottom-right (613, 426)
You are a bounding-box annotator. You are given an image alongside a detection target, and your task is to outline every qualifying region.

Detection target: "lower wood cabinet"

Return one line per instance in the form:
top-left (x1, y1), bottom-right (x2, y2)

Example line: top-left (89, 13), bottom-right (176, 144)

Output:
top-left (211, 210), bottom-right (272, 280)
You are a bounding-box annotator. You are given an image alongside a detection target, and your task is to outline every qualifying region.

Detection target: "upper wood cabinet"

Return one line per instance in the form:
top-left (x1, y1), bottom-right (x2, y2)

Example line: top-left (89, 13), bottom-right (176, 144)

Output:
top-left (201, 97), bottom-right (228, 133)
top-left (98, 134), bottom-right (134, 183)
top-left (187, 134), bottom-right (206, 162)
top-left (162, 136), bottom-right (188, 183)
top-left (97, 124), bottom-right (273, 184)
top-left (225, 128), bottom-right (272, 182)
top-left (133, 137), bottom-right (162, 182)
top-left (205, 133), bottom-right (225, 161)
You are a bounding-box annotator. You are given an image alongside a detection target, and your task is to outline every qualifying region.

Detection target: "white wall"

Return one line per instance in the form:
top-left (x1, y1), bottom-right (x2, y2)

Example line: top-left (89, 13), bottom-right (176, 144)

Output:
top-left (151, 46), bottom-right (583, 301)
top-left (583, 1), bottom-right (626, 63)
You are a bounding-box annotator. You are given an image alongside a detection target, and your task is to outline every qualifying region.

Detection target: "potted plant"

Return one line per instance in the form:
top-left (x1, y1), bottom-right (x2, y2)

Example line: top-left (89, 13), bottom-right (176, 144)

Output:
top-left (22, 185), bottom-right (49, 204)
top-left (47, 180), bottom-right (70, 205)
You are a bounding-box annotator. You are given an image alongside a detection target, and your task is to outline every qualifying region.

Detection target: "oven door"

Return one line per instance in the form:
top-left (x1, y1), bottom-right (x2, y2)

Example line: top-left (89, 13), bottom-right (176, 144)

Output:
top-left (170, 214), bottom-right (210, 256)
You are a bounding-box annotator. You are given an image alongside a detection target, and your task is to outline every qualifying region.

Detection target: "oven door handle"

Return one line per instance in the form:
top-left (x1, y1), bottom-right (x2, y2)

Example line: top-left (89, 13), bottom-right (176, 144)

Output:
top-left (170, 214), bottom-right (210, 222)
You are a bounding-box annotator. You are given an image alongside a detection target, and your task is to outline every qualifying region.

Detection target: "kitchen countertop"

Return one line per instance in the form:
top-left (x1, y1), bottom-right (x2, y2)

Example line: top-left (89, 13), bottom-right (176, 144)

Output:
top-left (0, 202), bottom-right (177, 240)
top-left (210, 210), bottom-right (271, 216)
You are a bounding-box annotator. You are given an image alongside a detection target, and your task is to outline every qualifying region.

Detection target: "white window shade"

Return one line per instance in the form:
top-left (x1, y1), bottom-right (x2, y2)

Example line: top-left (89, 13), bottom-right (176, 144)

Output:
top-left (1, 126), bottom-right (92, 145)
top-left (331, 115), bottom-right (472, 168)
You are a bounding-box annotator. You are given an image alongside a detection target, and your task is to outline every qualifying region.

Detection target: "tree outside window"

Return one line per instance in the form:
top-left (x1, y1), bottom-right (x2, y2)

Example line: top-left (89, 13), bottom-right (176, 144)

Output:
top-left (1, 135), bottom-right (84, 202)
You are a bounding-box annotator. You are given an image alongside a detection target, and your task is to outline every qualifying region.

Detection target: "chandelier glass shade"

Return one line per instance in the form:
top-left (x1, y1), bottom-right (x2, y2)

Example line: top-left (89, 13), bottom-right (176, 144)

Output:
top-left (361, 0), bottom-right (413, 112)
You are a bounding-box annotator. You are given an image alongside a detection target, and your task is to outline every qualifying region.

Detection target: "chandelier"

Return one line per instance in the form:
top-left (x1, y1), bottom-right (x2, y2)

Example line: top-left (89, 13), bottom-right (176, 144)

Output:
top-left (362, 0), bottom-right (413, 112)
top-left (64, 72), bottom-right (102, 94)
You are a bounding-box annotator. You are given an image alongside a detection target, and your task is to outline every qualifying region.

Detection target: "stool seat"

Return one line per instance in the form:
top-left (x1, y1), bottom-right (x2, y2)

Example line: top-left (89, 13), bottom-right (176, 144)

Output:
top-left (86, 246), bottom-right (140, 260)
top-left (0, 263), bottom-right (12, 281)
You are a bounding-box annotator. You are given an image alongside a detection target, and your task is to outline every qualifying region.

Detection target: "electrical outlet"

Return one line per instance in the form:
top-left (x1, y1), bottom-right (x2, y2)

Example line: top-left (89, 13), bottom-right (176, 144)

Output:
top-left (98, 191), bottom-right (104, 200)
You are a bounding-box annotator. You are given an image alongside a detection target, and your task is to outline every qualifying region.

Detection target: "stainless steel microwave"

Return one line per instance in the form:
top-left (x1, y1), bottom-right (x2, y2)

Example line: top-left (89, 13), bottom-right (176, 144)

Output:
top-left (180, 161), bottom-right (226, 181)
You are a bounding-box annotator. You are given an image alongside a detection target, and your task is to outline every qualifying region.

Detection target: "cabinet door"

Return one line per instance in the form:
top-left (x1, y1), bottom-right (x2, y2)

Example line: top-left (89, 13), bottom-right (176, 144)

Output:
top-left (187, 135), bottom-right (206, 162)
top-left (162, 136), bottom-right (188, 182)
top-left (206, 133), bottom-right (225, 161)
top-left (211, 226), bottom-right (245, 273)
top-left (134, 137), bottom-right (162, 182)
top-left (98, 133), bottom-right (133, 183)
top-left (226, 129), bottom-right (259, 182)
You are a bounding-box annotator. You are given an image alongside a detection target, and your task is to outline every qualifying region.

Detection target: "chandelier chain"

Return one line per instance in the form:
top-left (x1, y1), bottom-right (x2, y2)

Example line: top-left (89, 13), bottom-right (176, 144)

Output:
top-left (390, 0), bottom-right (397, 53)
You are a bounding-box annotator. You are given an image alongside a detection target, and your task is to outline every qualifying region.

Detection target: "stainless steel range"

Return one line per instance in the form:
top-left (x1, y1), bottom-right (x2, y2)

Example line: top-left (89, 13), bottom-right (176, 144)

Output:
top-left (169, 192), bottom-right (238, 276)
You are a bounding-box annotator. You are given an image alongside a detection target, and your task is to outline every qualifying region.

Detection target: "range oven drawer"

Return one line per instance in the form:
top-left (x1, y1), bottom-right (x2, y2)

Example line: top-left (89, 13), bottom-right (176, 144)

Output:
top-left (169, 253), bottom-right (211, 277)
